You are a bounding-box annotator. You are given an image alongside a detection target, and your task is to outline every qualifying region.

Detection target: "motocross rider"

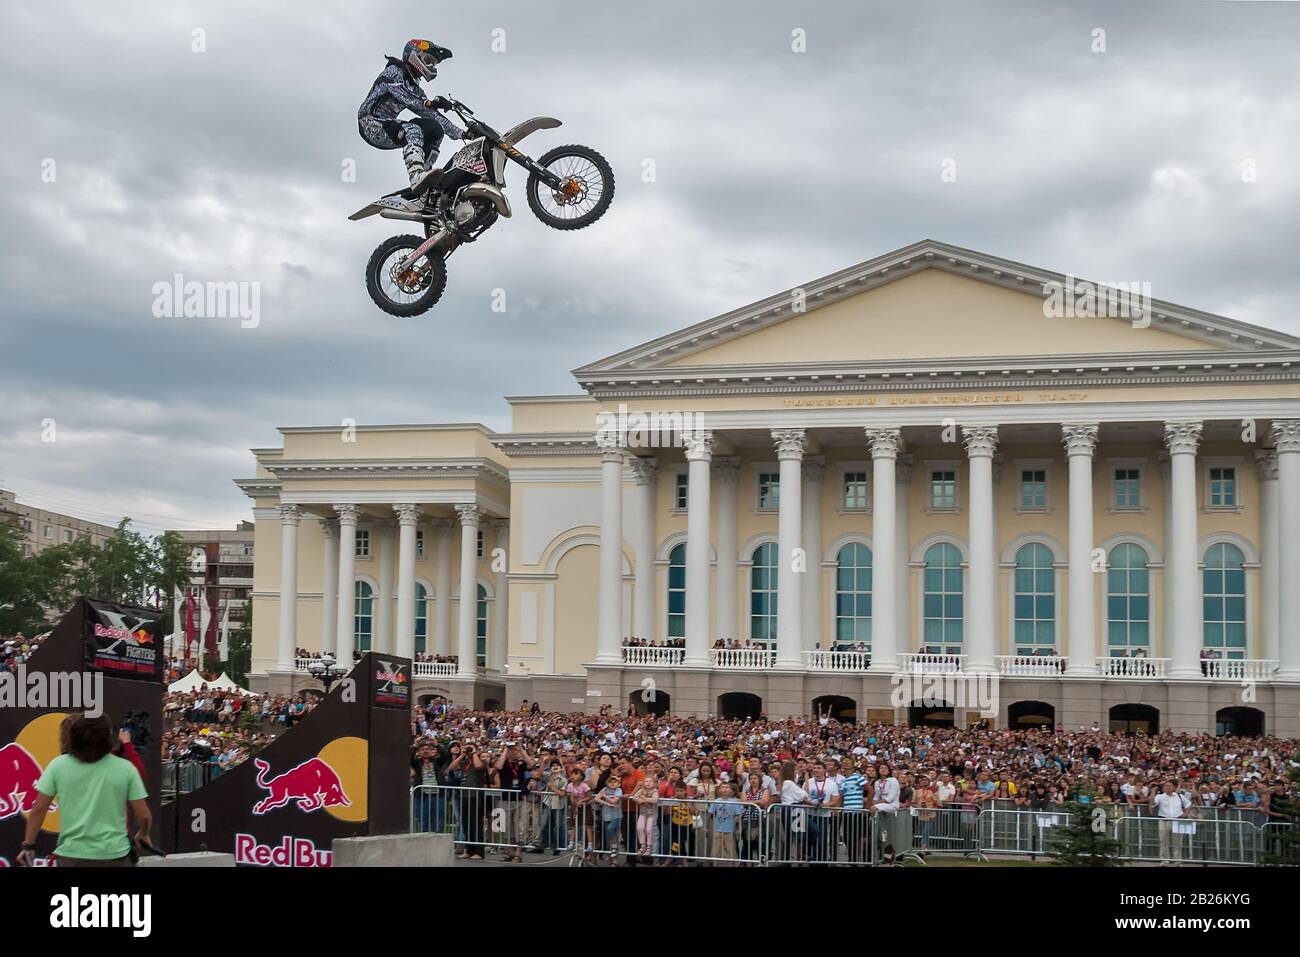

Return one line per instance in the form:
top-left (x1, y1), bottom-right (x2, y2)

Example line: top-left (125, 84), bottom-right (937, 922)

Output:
top-left (357, 39), bottom-right (467, 213)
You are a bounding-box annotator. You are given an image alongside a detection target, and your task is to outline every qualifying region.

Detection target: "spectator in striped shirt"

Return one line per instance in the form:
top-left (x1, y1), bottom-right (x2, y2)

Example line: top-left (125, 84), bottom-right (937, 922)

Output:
top-left (838, 757), bottom-right (870, 862)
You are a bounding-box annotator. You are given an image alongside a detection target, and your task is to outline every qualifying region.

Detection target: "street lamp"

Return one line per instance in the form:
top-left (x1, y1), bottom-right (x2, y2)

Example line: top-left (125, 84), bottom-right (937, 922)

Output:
top-left (306, 654), bottom-right (349, 693)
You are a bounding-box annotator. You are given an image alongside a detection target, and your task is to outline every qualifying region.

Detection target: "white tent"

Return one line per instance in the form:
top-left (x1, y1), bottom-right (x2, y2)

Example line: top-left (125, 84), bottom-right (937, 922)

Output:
top-left (168, 669), bottom-right (250, 695)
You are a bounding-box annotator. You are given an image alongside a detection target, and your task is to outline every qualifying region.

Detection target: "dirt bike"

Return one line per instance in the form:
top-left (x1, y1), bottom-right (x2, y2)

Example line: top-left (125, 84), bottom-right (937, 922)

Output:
top-left (349, 97), bottom-right (615, 316)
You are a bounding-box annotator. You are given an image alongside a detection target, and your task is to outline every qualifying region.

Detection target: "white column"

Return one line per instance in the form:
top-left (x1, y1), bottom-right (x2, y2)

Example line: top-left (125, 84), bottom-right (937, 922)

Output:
top-left (628, 457), bottom-right (659, 645)
top-left (1254, 450), bottom-right (1280, 667)
top-left (432, 520), bottom-right (453, 657)
top-left (319, 519), bottom-right (338, 658)
top-left (491, 519), bottom-right (510, 671)
top-left (1158, 452), bottom-right (1173, 658)
top-left (964, 426), bottom-right (999, 674)
top-left (1164, 422), bottom-right (1203, 678)
top-left (455, 504), bottom-right (481, 677)
top-left (772, 429), bottom-right (805, 668)
top-left (394, 504), bottom-right (419, 660)
top-left (1062, 425), bottom-right (1099, 675)
top-left (1270, 421), bottom-right (1300, 678)
top-left (866, 429), bottom-right (901, 672)
top-left (595, 435), bottom-right (626, 663)
top-left (896, 455), bottom-right (914, 659)
top-left (276, 504), bottom-right (302, 670)
top-left (683, 431), bottom-right (714, 665)
top-left (801, 457), bottom-right (826, 651)
top-left (714, 457), bottom-right (741, 642)
top-left (374, 522), bottom-right (395, 654)
top-left (334, 504), bottom-right (360, 666)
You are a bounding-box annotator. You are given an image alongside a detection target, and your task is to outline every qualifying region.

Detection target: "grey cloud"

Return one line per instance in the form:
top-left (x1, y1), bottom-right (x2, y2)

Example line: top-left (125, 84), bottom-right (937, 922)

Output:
top-left (2, 0), bottom-right (1298, 530)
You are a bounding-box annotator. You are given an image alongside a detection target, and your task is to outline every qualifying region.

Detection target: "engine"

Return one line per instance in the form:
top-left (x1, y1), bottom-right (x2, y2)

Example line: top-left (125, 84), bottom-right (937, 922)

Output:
top-left (453, 199), bottom-right (481, 226)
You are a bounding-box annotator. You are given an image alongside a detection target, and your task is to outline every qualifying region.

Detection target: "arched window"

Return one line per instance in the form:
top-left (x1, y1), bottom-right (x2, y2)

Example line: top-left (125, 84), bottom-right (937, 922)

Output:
top-left (750, 542), bottom-right (779, 648)
top-left (1203, 543), bottom-right (1246, 659)
top-left (1013, 543), bottom-right (1056, 655)
top-left (354, 580), bottom-right (373, 652)
top-left (476, 584), bottom-right (488, 666)
top-left (922, 543), bottom-right (963, 655)
top-left (835, 543), bottom-right (872, 651)
top-left (1106, 543), bottom-right (1149, 656)
top-left (414, 583), bottom-right (428, 655)
top-left (667, 543), bottom-right (686, 639)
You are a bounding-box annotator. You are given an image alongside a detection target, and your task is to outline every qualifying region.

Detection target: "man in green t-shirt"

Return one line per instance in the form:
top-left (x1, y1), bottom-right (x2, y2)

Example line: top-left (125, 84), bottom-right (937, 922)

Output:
top-left (18, 714), bottom-right (151, 867)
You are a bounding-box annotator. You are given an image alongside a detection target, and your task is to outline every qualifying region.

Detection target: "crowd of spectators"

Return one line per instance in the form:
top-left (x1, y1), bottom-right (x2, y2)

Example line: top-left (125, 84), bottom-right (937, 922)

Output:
top-left (161, 688), bottom-right (320, 774)
top-left (1, 632), bottom-right (49, 670)
top-left (407, 706), bottom-right (1299, 864)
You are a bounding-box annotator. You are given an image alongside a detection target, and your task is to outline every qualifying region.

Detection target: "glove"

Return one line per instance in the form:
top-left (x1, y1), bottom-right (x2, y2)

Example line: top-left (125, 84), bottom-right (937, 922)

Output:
top-left (426, 96), bottom-right (452, 110)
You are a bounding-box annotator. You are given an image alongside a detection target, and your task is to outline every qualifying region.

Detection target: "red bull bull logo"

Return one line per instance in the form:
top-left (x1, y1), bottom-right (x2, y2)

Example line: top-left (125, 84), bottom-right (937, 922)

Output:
top-left (252, 757), bottom-right (352, 815)
top-left (0, 742), bottom-right (43, 822)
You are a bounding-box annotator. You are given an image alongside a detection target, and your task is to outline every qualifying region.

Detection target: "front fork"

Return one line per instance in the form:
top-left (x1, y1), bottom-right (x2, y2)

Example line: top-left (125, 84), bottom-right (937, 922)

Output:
top-left (504, 147), bottom-right (565, 189)
top-left (397, 228), bottom-right (449, 272)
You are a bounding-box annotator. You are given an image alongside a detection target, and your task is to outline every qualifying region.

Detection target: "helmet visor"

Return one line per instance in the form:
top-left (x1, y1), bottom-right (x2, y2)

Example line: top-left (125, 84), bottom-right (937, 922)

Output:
top-left (408, 51), bottom-right (438, 80)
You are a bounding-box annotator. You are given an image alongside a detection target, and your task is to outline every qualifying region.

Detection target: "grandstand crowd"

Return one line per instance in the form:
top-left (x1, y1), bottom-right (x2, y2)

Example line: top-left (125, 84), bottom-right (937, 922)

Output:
top-left (408, 704), bottom-right (1299, 863)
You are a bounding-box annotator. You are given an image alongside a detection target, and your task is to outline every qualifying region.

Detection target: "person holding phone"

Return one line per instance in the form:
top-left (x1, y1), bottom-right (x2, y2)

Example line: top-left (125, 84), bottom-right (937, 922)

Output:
top-left (18, 714), bottom-right (151, 867)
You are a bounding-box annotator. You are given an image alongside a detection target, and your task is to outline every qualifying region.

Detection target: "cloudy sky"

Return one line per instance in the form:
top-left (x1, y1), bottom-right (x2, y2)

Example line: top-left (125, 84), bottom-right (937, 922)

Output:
top-left (1, 0), bottom-right (1298, 533)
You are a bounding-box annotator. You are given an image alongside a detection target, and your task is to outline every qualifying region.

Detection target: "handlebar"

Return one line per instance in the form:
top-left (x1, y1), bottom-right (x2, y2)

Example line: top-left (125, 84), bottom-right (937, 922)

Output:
top-left (442, 98), bottom-right (501, 143)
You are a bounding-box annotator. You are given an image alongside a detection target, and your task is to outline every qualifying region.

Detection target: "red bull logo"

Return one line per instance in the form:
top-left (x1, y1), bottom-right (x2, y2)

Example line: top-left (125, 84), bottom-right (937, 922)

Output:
top-left (0, 742), bottom-right (43, 822)
top-left (252, 757), bottom-right (352, 815)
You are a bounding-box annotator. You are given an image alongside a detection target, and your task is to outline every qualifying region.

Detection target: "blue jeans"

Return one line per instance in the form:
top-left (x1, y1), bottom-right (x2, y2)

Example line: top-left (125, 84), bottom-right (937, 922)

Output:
top-left (539, 807), bottom-right (567, 851)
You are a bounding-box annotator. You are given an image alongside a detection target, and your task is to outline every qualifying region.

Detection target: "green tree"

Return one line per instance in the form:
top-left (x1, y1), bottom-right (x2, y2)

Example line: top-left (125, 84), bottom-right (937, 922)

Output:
top-left (0, 516), bottom-right (201, 633)
top-left (0, 520), bottom-right (66, 635)
top-left (222, 599), bottom-right (253, 686)
top-left (1049, 795), bottom-right (1125, 866)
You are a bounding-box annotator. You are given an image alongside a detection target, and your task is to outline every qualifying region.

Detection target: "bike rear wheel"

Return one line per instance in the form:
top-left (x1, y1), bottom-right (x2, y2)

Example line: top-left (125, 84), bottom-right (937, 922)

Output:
top-left (527, 145), bottom-right (615, 230)
top-left (365, 234), bottom-right (448, 317)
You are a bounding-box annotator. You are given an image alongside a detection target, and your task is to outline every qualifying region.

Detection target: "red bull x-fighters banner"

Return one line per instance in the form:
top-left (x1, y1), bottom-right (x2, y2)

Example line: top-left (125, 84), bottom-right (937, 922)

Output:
top-left (0, 598), bottom-right (165, 867)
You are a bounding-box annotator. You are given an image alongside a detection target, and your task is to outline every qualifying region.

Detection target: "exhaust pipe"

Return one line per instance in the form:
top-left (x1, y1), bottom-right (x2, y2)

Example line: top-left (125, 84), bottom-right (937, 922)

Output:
top-left (378, 209), bottom-right (432, 222)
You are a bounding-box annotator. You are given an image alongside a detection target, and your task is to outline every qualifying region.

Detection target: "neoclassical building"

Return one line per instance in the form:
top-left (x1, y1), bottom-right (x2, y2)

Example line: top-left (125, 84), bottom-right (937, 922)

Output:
top-left (239, 240), bottom-right (1300, 734)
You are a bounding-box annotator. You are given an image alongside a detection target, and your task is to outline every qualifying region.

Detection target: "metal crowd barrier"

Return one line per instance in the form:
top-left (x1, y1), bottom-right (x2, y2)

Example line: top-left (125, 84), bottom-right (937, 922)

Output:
top-left (1114, 815), bottom-right (1261, 866)
top-left (411, 785), bottom-right (1297, 866)
top-left (574, 797), bottom-right (767, 866)
top-left (410, 784), bottom-right (573, 857)
top-left (162, 760), bottom-right (213, 795)
top-left (979, 808), bottom-right (1073, 858)
top-left (763, 805), bottom-right (877, 866)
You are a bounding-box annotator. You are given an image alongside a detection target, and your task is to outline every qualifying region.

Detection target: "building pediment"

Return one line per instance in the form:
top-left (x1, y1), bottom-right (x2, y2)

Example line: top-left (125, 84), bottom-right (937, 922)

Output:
top-left (573, 240), bottom-right (1300, 395)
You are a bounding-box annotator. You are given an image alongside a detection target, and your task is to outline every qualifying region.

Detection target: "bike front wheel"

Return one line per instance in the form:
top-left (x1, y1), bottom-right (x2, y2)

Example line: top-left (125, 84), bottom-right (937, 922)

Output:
top-left (527, 145), bottom-right (615, 230)
top-left (364, 234), bottom-right (448, 317)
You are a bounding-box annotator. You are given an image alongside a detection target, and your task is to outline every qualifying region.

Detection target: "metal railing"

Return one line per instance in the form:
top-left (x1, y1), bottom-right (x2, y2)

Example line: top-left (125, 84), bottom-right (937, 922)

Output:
top-left (804, 650), bottom-right (872, 672)
top-left (898, 653), bottom-right (965, 674)
top-left (1115, 815), bottom-right (1261, 866)
top-left (412, 785), bottom-right (1297, 866)
top-left (574, 797), bottom-right (767, 866)
top-left (162, 760), bottom-right (214, 796)
top-left (410, 784), bottom-right (573, 857)
top-left (996, 655), bottom-right (1066, 676)
top-left (710, 647), bottom-right (776, 670)
top-left (621, 646), bottom-right (686, 667)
